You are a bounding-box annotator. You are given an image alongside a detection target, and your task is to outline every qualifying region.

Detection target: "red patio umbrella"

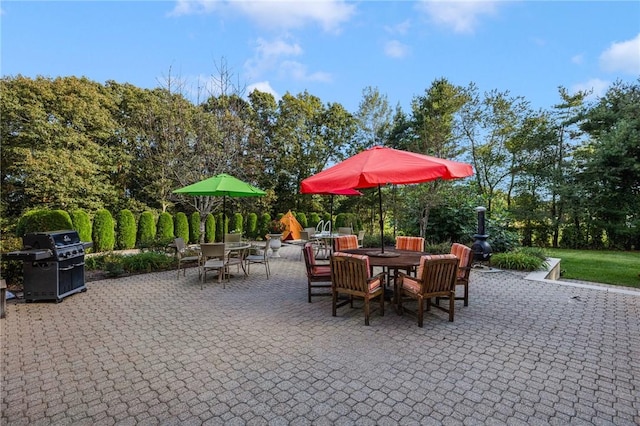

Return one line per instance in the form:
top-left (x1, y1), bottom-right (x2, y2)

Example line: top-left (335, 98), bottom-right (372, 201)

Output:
top-left (300, 146), bottom-right (474, 255)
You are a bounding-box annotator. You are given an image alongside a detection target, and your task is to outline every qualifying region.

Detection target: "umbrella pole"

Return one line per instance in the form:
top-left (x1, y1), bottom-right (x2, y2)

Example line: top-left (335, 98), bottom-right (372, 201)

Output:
top-left (223, 196), bottom-right (226, 243)
top-left (330, 195), bottom-right (334, 234)
top-left (378, 184), bottom-right (384, 253)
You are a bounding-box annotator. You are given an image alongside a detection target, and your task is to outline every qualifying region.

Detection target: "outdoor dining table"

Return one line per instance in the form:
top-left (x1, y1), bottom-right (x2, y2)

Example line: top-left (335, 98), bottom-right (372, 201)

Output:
top-left (341, 248), bottom-right (428, 306)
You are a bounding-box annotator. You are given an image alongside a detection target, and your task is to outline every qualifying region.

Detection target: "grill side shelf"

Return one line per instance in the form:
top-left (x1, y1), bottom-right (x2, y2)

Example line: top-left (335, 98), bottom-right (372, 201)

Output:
top-left (2, 250), bottom-right (53, 261)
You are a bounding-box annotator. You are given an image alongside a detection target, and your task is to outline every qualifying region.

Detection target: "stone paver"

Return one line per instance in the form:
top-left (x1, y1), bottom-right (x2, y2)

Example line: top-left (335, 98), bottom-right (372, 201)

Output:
top-left (1, 243), bottom-right (639, 425)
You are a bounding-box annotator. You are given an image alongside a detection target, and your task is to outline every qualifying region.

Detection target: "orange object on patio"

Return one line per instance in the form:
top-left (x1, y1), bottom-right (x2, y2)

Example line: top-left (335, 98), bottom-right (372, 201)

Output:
top-left (280, 210), bottom-right (303, 241)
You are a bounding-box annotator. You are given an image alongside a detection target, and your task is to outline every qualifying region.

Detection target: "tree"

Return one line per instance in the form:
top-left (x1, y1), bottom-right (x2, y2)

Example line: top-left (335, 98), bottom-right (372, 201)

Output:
top-left (406, 78), bottom-right (471, 238)
top-left (353, 86), bottom-right (392, 154)
top-left (576, 80), bottom-right (640, 249)
top-left (459, 85), bottom-right (531, 213)
top-left (0, 76), bottom-right (122, 217)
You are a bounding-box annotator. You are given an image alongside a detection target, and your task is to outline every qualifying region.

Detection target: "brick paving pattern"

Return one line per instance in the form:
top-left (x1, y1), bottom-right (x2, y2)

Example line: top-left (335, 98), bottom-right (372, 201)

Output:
top-left (1, 243), bottom-right (639, 425)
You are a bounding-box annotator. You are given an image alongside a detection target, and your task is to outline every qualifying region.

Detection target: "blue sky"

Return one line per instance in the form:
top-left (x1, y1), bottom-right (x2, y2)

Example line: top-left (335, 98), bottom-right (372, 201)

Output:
top-left (2, 1), bottom-right (639, 114)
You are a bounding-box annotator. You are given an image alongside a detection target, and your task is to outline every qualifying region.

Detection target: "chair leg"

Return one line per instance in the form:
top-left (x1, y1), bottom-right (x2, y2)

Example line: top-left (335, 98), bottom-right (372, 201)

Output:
top-left (308, 279), bottom-right (312, 303)
top-left (417, 298), bottom-right (424, 328)
top-left (332, 291), bottom-right (338, 317)
top-left (379, 292), bottom-right (385, 317)
top-left (449, 291), bottom-right (455, 322)
top-left (463, 283), bottom-right (469, 306)
top-left (364, 298), bottom-right (370, 326)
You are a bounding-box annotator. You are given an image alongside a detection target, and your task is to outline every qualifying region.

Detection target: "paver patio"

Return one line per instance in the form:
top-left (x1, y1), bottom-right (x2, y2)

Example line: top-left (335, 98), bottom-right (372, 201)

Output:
top-left (1, 243), bottom-right (639, 425)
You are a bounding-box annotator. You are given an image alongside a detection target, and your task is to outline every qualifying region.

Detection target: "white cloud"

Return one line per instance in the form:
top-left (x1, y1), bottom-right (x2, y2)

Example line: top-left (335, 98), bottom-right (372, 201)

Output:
top-left (244, 37), bottom-right (331, 84)
top-left (571, 78), bottom-right (610, 101)
top-left (599, 33), bottom-right (640, 75)
top-left (571, 54), bottom-right (584, 65)
top-left (417, 0), bottom-right (499, 34)
top-left (170, 0), bottom-right (356, 33)
top-left (244, 37), bottom-right (303, 80)
top-left (384, 19), bottom-right (411, 35)
top-left (384, 40), bottom-right (410, 59)
top-left (279, 61), bottom-right (332, 83)
top-left (247, 81), bottom-right (280, 100)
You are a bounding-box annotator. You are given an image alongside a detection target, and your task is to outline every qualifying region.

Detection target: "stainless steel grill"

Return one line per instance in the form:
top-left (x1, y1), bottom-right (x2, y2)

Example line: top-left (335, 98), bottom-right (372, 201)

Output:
top-left (4, 230), bottom-right (92, 302)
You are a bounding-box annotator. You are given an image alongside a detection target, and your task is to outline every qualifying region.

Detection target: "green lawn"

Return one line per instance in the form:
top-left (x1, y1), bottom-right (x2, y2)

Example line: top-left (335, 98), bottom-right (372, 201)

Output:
top-left (545, 248), bottom-right (640, 288)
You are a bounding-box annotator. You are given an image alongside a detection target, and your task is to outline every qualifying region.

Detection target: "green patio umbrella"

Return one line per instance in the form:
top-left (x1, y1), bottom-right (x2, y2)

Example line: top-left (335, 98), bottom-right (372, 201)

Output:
top-left (173, 173), bottom-right (266, 242)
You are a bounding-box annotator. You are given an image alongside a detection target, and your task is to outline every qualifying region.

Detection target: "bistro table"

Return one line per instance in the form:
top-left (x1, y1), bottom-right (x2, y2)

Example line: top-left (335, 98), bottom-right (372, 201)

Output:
top-left (225, 242), bottom-right (252, 277)
top-left (341, 248), bottom-right (428, 306)
top-left (312, 233), bottom-right (341, 259)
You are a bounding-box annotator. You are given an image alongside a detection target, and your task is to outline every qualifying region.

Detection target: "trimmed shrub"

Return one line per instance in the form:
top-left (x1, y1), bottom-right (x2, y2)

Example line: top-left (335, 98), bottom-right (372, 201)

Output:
top-left (156, 212), bottom-right (174, 242)
top-left (189, 212), bottom-right (201, 244)
top-left (215, 213), bottom-right (228, 242)
top-left (115, 209), bottom-right (137, 250)
top-left (70, 209), bottom-right (92, 243)
top-left (491, 249), bottom-right (548, 272)
top-left (137, 211), bottom-right (156, 247)
top-left (245, 212), bottom-right (258, 239)
top-left (92, 209), bottom-right (115, 252)
top-left (16, 209), bottom-right (73, 236)
top-left (296, 212), bottom-right (308, 228)
top-left (174, 212), bottom-right (189, 242)
top-left (308, 212), bottom-right (321, 229)
top-left (205, 213), bottom-right (216, 243)
top-left (257, 213), bottom-right (271, 239)
top-left (230, 213), bottom-right (243, 234)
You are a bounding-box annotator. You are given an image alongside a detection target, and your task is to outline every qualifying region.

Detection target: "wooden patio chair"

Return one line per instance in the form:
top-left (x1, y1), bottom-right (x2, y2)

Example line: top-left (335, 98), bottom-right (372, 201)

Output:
top-left (396, 254), bottom-right (458, 327)
top-left (445, 243), bottom-right (474, 307)
top-left (331, 252), bottom-right (385, 326)
top-left (302, 242), bottom-right (332, 303)
top-left (333, 235), bottom-right (358, 251)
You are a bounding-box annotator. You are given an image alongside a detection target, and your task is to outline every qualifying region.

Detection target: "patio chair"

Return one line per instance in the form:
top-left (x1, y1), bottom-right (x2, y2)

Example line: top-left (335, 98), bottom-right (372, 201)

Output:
top-left (174, 237), bottom-right (200, 278)
top-left (357, 230), bottom-right (365, 248)
top-left (303, 242), bottom-right (332, 303)
top-left (337, 227), bottom-right (353, 235)
top-left (331, 252), bottom-right (385, 326)
top-left (437, 243), bottom-right (473, 307)
top-left (245, 242), bottom-right (270, 278)
top-left (396, 254), bottom-right (458, 327)
top-left (390, 235), bottom-right (426, 282)
top-left (333, 235), bottom-right (358, 251)
top-left (395, 236), bottom-right (425, 252)
top-left (224, 233), bottom-right (242, 243)
top-left (200, 243), bottom-right (228, 289)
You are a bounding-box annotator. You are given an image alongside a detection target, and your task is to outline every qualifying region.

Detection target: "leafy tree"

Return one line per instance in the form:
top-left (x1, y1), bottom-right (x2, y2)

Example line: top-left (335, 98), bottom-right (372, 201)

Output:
top-left (406, 78), bottom-right (471, 238)
top-left (576, 79), bottom-right (640, 249)
top-left (0, 76), bottom-right (121, 215)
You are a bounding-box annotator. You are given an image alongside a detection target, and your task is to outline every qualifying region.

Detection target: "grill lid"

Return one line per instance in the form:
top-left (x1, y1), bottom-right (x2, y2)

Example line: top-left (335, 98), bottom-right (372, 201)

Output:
top-left (23, 230), bottom-right (81, 250)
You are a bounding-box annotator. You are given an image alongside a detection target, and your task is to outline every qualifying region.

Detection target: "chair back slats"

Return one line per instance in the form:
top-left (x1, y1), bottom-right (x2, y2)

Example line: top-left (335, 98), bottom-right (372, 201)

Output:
top-left (174, 237), bottom-right (187, 252)
top-left (201, 243), bottom-right (226, 259)
top-left (334, 235), bottom-right (358, 251)
top-left (303, 243), bottom-right (317, 268)
top-left (330, 255), bottom-right (370, 293)
top-left (418, 254), bottom-right (458, 294)
top-left (225, 233), bottom-right (241, 243)
top-left (395, 236), bottom-right (425, 252)
top-left (451, 243), bottom-right (473, 280)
